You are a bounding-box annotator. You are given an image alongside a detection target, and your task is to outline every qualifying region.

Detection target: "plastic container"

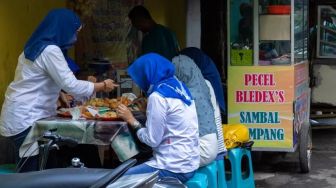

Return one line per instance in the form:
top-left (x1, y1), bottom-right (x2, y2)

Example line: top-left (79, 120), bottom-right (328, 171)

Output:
top-left (267, 5), bottom-right (291, 15)
top-left (231, 49), bottom-right (253, 66)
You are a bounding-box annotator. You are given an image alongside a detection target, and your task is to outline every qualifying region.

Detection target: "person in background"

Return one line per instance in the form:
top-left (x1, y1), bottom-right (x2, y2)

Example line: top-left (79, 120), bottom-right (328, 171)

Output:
top-left (0, 8), bottom-right (118, 172)
top-left (180, 47), bottom-right (227, 158)
top-left (128, 5), bottom-right (180, 60)
top-left (172, 54), bottom-right (218, 167)
top-left (116, 53), bottom-right (199, 182)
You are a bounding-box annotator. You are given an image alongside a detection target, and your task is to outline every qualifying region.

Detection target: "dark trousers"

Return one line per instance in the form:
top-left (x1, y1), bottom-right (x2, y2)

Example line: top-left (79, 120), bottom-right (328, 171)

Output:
top-left (7, 127), bottom-right (39, 172)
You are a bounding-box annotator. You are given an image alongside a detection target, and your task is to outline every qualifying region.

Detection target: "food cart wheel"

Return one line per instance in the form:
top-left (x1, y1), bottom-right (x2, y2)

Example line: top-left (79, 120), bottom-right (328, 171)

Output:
top-left (299, 122), bottom-right (312, 173)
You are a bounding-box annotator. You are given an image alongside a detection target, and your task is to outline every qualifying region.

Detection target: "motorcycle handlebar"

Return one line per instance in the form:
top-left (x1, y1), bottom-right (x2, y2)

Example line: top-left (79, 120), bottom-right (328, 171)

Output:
top-left (42, 130), bottom-right (78, 147)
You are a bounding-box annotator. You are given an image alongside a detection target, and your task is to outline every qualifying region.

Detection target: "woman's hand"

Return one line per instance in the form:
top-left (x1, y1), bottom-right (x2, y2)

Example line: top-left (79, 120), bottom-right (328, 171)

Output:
top-left (116, 104), bottom-right (136, 126)
top-left (93, 79), bottom-right (119, 93)
top-left (103, 79), bottom-right (119, 92)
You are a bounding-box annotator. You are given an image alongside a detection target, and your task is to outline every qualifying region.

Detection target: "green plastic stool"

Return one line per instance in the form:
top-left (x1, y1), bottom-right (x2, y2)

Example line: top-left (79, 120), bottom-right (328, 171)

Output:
top-left (217, 159), bottom-right (228, 188)
top-left (226, 148), bottom-right (255, 188)
top-left (185, 172), bottom-right (208, 188)
top-left (0, 164), bottom-right (16, 174)
top-left (198, 161), bottom-right (218, 188)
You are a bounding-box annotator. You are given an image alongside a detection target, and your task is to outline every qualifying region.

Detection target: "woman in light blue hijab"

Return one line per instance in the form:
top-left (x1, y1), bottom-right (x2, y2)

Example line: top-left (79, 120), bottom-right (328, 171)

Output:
top-left (180, 47), bottom-right (227, 157)
top-left (172, 54), bottom-right (218, 167)
top-left (117, 53), bottom-right (200, 182)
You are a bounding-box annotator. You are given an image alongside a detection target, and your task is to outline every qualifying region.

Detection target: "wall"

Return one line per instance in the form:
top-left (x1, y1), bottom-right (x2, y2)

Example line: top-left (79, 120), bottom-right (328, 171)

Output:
top-left (144, 0), bottom-right (187, 49)
top-left (186, 0), bottom-right (201, 48)
top-left (0, 1), bottom-right (66, 108)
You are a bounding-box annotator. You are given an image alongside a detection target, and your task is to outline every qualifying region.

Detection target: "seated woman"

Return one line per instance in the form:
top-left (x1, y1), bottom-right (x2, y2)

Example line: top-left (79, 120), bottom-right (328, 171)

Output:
top-left (172, 54), bottom-right (218, 167)
top-left (180, 47), bottom-right (227, 158)
top-left (116, 53), bottom-right (199, 182)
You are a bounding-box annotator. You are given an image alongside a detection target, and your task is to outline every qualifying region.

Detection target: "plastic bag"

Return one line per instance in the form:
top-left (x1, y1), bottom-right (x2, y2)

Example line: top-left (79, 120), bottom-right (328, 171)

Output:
top-left (222, 124), bottom-right (250, 149)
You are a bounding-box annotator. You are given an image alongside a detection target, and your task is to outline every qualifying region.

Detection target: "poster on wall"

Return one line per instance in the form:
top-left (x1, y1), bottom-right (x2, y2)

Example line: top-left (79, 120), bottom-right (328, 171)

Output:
top-left (67, 0), bottom-right (143, 70)
top-left (228, 66), bottom-right (295, 150)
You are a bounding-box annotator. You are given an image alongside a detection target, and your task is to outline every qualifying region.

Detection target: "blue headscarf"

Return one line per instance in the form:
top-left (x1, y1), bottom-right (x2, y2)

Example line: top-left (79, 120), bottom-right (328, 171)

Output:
top-left (180, 47), bottom-right (226, 112)
top-left (127, 53), bottom-right (192, 105)
top-left (24, 8), bottom-right (81, 62)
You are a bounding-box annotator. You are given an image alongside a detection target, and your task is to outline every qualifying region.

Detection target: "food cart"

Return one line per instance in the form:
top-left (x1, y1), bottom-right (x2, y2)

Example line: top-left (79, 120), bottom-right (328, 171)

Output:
top-left (227, 0), bottom-right (312, 172)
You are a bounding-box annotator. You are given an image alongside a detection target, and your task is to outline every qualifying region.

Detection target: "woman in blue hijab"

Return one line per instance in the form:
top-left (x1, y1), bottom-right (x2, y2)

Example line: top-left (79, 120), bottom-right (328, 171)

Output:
top-left (180, 47), bottom-right (227, 158)
top-left (0, 9), bottom-right (118, 172)
top-left (116, 53), bottom-right (200, 182)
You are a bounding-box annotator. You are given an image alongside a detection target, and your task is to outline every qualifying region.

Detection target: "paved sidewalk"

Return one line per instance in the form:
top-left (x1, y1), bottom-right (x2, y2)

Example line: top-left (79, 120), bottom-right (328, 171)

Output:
top-left (254, 128), bottom-right (336, 188)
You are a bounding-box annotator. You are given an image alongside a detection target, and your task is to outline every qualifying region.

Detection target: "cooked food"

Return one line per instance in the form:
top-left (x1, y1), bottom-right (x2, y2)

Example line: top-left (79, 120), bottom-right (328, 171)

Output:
top-left (100, 111), bottom-right (118, 118)
top-left (86, 97), bottom-right (132, 109)
top-left (81, 106), bottom-right (95, 119)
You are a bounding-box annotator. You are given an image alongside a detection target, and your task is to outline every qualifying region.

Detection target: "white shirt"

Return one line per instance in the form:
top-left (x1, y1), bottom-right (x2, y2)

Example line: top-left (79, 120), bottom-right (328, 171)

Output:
top-left (137, 92), bottom-right (200, 173)
top-left (205, 80), bottom-right (226, 153)
top-left (0, 45), bottom-right (94, 136)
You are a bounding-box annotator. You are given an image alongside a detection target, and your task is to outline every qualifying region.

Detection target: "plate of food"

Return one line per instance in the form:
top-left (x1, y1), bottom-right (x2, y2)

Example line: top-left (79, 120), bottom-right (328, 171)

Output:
top-left (57, 106), bottom-right (96, 120)
top-left (97, 111), bottom-right (123, 121)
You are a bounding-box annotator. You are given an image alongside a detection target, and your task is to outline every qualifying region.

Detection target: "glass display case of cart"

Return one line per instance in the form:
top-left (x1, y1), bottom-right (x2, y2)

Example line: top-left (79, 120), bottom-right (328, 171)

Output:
top-left (229, 0), bottom-right (308, 66)
top-left (259, 0), bottom-right (291, 66)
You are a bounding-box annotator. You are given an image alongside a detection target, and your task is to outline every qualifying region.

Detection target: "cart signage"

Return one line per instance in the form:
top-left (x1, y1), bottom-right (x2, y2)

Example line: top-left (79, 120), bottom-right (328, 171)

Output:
top-left (228, 66), bottom-right (294, 149)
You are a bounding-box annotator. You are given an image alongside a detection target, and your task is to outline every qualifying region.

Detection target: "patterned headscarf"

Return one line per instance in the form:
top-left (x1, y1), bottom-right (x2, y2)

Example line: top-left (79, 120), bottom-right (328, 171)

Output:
top-left (172, 54), bottom-right (217, 137)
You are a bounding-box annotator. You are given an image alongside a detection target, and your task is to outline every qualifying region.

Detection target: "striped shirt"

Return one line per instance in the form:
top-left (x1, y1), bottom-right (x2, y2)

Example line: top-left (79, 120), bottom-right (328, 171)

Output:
top-left (205, 80), bottom-right (226, 153)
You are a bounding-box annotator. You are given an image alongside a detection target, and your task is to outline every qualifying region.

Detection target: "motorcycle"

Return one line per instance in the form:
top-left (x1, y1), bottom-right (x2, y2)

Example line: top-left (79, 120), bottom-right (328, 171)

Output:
top-left (0, 130), bottom-right (160, 188)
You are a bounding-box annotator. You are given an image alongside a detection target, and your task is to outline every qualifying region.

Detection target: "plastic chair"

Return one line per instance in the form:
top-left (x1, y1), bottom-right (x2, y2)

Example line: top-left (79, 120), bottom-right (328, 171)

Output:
top-left (198, 161), bottom-right (218, 188)
top-left (225, 147), bottom-right (255, 188)
top-left (0, 164), bottom-right (16, 174)
top-left (217, 159), bottom-right (227, 188)
top-left (185, 172), bottom-right (208, 188)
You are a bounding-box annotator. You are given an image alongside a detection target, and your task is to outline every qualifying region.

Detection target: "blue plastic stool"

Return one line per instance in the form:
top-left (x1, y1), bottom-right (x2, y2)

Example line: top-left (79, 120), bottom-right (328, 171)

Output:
top-left (217, 159), bottom-right (227, 188)
top-left (198, 161), bottom-right (218, 188)
top-left (226, 148), bottom-right (255, 188)
top-left (185, 172), bottom-right (208, 188)
top-left (0, 164), bottom-right (16, 174)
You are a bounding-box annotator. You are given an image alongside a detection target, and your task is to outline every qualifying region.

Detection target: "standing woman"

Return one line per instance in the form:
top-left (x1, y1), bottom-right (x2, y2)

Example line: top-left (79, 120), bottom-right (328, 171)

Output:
top-left (0, 9), bottom-right (118, 172)
top-left (172, 54), bottom-right (218, 167)
top-left (116, 53), bottom-right (199, 182)
top-left (180, 47), bottom-right (227, 158)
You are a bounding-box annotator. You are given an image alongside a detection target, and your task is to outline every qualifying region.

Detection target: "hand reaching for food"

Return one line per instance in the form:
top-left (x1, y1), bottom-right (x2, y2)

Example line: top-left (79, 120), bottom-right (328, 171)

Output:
top-left (103, 79), bottom-right (119, 92)
top-left (116, 104), bottom-right (136, 125)
top-left (93, 79), bottom-right (119, 93)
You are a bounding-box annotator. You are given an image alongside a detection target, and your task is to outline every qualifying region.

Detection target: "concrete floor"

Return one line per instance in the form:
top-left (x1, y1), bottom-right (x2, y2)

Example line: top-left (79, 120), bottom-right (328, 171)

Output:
top-left (254, 127), bottom-right (336, 188)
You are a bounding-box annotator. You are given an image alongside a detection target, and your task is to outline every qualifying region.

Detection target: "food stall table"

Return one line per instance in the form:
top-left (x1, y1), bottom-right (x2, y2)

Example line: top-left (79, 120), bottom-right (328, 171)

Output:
top-left (20, 117), bottom-right (139, 163)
